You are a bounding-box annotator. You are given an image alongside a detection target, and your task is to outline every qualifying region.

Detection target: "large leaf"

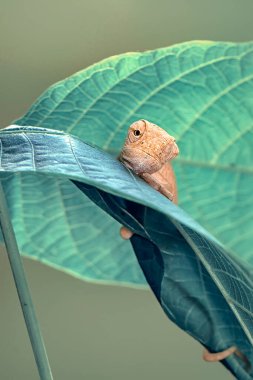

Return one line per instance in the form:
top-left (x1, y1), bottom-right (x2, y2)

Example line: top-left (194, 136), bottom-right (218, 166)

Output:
top-left (0, 125), bottom-right (253, 379)
top-left (15, 40), bottom-right (253, 267)
top-left (2, 41), bottom-right (253, 377)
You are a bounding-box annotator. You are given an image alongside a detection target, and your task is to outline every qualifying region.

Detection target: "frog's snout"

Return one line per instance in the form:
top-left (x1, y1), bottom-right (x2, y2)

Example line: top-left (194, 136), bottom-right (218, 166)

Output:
top-left (163, 138), bottom-right (179, 161)
top-left (172, 141), bottom-right (179, 157)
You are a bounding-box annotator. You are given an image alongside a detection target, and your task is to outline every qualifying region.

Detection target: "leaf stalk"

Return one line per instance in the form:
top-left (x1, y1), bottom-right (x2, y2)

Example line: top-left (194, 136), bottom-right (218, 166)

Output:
top-left (0, 182), bottom-right (53, 380)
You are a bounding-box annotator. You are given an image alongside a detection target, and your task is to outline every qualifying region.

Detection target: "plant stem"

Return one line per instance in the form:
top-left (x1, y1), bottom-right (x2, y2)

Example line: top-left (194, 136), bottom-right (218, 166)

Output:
top-left (0, 182), bottom-right (53, 380)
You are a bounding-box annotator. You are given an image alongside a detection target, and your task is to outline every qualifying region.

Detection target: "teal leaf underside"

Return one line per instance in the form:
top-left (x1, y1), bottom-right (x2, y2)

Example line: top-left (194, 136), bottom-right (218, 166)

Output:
top-left (1, 40), bottom-right (253, 378)
top-left (0, 125), bottom-right (253, 379)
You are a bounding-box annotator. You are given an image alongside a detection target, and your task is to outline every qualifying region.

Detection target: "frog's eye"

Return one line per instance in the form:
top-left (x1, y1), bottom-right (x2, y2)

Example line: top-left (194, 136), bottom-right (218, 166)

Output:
top-left (133, 129), bottom-right (141, 136)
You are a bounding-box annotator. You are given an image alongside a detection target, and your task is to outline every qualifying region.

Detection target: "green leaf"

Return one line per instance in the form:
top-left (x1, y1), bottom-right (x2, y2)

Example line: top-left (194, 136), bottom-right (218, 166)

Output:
top-left (15, 40), bottom-right (253, 267)
top-left (1, 125), bottom-right (253, 379)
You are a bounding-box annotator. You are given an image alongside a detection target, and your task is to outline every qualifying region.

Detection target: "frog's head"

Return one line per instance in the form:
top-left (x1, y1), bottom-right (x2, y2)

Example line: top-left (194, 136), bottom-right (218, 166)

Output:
top-left (119, 120), bottom-right (179, 174)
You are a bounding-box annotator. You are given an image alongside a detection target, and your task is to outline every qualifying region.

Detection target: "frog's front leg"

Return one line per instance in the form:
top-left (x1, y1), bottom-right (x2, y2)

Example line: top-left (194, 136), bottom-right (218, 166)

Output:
top-left (141, 171), bottom-right (174, 201)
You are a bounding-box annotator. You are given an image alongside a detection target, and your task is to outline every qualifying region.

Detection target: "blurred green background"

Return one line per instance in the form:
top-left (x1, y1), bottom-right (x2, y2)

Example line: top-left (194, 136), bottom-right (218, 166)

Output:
top-left (1, 0), bottom-right (252, 379)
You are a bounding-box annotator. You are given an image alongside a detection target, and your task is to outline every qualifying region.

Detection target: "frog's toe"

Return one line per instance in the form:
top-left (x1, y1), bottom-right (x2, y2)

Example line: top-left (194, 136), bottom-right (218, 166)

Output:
top-left (120, 226), bottom-right (134, 240)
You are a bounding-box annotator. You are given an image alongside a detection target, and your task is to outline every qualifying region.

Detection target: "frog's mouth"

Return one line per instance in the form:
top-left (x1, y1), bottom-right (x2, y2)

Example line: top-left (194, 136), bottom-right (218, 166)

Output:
top-left (119, 147), bottom-right (161, 174)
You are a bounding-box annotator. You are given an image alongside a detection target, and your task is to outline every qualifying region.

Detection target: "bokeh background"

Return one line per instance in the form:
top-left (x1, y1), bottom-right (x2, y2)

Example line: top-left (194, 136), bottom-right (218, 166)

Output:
top-left (1, 1), bottom-right (253, 379)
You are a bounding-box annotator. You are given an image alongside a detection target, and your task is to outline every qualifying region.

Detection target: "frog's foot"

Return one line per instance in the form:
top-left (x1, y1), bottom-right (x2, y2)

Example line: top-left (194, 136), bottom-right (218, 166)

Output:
top-left (203, 346), bottom-right (251, 371)
top-left (203, 346), bottom-right (237, 362)
top-left (120, 226), bottom-right (134, 240)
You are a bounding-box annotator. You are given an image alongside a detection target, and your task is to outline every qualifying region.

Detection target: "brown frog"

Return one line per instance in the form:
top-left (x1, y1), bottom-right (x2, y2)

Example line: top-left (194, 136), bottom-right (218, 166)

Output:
top-left (119, 119), bottom-right (179, 203)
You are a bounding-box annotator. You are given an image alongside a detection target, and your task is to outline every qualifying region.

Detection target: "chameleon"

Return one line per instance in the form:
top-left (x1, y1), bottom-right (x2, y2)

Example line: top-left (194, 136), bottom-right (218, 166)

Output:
top-left (118, 119), bottom-right (246, 366)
